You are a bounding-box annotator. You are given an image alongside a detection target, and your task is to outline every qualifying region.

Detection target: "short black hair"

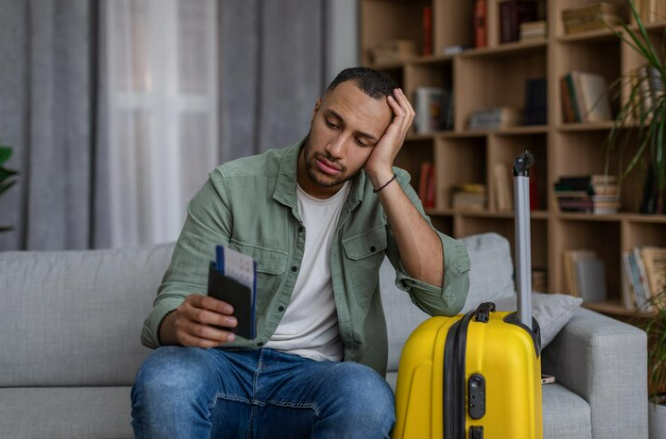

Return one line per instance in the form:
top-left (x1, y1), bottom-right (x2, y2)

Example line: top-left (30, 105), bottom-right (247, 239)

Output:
top-left (325, 67), bottom-right (398, 100)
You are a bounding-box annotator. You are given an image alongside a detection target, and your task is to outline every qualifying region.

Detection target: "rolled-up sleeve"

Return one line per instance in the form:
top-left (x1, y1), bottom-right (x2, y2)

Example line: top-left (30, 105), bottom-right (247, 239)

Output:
top-left (140, 169), bottom-right (233, 349)
top-left (386, 168), bottom-right (470, 316)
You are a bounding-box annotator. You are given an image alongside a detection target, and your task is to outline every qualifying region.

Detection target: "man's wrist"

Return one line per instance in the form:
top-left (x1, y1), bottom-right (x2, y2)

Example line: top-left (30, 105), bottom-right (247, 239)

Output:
top-left (367, 168), bottom-right (395, 190)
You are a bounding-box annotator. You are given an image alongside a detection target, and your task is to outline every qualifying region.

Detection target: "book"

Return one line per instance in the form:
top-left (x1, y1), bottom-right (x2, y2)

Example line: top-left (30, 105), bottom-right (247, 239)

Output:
top-left (560, 77), bottom-right (575, 123)
top-left (563, 250), bottom-right (597, 296)
top-left (576, 258), bottom-right (608, 303)
top-left (414, 87), bottom-right (444, 133)
top-left (578, 72), bottom-right (612, 122)
top-left (418, 161), bottom-right (432, 203)
top-left (468, 106), bottom-right (523, 130)
top-left (641, 247), bottom-right (666, 307)
top-left (499, 1), bottom-right (538, 43)
top-left (525, 77), bottom-right (547, 125)
top-left (371, 40), bottom-right (418, 65)
top-left (493, 163), bottom-right (513, 211)
top-left (423, 6), bottom-right (433, 56)
top-left (208, 245), bottom-right (257, 340)
top-left (474, 0), bottom-right (488, 48)
top-left (621, 252), bottom-right (638, 310)
top-left (561, 2), bottom-right (626, 19)
top-left (425, 165), bottom-right (436, 209)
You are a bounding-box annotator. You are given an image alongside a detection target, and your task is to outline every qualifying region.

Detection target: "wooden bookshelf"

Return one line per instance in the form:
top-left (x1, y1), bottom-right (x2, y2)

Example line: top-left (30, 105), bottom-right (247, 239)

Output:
top-left (361, 0), bottom-right (666, 319)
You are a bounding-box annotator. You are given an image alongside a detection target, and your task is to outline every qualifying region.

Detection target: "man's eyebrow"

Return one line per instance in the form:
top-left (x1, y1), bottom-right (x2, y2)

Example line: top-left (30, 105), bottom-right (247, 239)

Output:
top-left (326, 109), bottom-right (379, 142)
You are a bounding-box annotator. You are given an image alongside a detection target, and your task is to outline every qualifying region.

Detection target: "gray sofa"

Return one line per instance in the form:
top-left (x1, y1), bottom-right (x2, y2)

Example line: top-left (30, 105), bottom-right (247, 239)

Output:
top-left (0, 236), bottom-right (648, 438)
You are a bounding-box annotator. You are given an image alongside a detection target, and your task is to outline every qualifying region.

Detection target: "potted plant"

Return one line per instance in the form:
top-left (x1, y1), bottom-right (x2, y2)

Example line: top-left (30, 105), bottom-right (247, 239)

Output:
top-left (0, 138), bottom-right (18, 232)
top-left (603, 0), bottom-right (666, 214)
top-left (645, 287), bottom-right (666, 438)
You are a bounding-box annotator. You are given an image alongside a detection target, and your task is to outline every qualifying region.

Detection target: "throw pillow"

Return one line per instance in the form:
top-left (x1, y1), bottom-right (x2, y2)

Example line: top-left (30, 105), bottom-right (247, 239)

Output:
top-left (492, 291), bottom-right (583, 348)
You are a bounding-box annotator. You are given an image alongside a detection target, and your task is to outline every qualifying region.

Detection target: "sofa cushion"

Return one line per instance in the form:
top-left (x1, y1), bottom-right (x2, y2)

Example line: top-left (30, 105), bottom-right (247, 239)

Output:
top-left (385, 376), bottom-right (591, 439)
top-left (493, 292), bottom-right (583, 349)
top-left (0, 387), bottom-right (134, 439)
top-left (0, 243), bottom-right (175, 387)
top-left (458, 232), bottom-right (516, 313)
top-left (542, 383), bottom-right (592, 439)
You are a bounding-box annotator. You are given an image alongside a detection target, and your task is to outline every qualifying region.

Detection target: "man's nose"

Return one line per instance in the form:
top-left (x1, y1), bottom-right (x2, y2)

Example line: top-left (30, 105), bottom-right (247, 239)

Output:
top-left (325, 135), bottom-right (347, 159)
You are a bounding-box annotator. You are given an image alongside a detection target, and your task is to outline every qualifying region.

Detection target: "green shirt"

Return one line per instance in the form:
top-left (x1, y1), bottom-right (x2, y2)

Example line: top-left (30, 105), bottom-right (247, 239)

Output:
top-left (141, 137), bottom-right (470, 376)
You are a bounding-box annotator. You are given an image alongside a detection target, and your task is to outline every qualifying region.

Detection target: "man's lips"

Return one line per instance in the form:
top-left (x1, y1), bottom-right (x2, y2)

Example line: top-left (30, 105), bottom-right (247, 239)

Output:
top-left (315, 157), bottom-right (342, 175)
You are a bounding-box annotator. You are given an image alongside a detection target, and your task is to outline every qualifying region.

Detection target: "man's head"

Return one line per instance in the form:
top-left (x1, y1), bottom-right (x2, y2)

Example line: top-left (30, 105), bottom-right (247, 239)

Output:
top-left (298, 67), bottom-right (398, 198)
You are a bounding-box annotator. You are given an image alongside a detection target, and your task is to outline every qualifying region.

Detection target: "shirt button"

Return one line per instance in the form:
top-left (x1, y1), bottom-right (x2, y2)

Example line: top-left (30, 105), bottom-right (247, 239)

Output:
top-left (278, 305), bottom-right (285, 312)
top-left (291, 266), bottom-right (298, 272)
top-left (370, 246), bottom-right (376, 252)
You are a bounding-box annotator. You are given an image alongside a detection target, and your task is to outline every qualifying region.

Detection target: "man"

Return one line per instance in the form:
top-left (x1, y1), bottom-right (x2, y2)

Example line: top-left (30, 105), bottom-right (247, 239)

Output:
top-left (131, 67), bottom-right (470, 439)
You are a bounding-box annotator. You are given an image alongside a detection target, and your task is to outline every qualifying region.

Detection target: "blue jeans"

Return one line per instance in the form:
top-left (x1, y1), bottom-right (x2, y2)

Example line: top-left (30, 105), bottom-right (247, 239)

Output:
top-left (131, 346), bottom-right (395, 438)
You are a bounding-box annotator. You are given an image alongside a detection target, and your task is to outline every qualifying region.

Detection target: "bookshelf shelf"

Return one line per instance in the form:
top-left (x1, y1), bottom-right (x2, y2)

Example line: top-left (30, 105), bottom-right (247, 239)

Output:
top-left (583, 300), bottom-right (657, 319)
top-left (458, 39), bottom-right (548, 58)
top-left (426, 208), bottom-right (549, 220)
top-left (556, 20), bottom-right (666, 43)
top-left (362, 0), bottom-right (666, 320)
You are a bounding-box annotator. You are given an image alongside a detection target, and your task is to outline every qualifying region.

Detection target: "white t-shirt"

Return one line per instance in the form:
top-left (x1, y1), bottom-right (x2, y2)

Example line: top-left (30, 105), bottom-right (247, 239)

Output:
top-left (264, 181), bottom-right (351, 362)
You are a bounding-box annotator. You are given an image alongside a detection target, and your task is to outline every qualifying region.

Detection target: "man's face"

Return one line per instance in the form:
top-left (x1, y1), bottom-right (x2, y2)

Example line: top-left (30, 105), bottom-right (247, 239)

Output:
top-left (299, 81), bottom-right (393, 197)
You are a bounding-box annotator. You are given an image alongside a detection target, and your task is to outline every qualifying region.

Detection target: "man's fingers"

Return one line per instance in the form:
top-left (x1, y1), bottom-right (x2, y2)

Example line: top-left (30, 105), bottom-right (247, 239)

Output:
top-left (178, 318), bottom-right (236, 344)
top-left (178, 331), bottom-right (232, 349)
top-left (190, 293), bottom-right (234, 315)
top-left (395, 89), bottom-right (415, 134)
top-left (191, 307), bottom-right (238, 329)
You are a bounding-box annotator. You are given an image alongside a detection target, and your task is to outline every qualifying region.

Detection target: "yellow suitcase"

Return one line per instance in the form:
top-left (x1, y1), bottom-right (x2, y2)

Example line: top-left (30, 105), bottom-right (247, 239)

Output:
top-left (393, 151), bottom-right (543, 439)
top-left (392, 303), bottom-right (543, 439)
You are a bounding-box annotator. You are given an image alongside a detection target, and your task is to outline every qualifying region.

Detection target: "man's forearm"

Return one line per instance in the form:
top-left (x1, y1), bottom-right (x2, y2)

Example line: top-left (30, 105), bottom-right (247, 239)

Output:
top-left (369, 172), bottom-right (444, 287)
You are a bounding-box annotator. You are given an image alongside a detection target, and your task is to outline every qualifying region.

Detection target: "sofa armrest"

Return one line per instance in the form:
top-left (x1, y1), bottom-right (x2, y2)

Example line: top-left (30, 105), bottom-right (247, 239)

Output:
top-left (542, 307), bottom-right (648, 439)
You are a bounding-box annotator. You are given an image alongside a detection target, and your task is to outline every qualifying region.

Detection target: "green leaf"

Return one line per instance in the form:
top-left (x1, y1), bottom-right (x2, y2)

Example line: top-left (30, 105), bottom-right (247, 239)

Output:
top-left (0, 180), bottom-right (16, 196)
top-left (0, 147), bottom-right (11, 165)
top-left (0, 167), bottom-right (18, 182)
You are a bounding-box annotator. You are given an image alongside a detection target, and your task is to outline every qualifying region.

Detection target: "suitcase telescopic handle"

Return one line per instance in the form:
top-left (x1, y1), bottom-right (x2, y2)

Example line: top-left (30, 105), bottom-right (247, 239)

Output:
top-left (513, 150), bottom-right (534, 329)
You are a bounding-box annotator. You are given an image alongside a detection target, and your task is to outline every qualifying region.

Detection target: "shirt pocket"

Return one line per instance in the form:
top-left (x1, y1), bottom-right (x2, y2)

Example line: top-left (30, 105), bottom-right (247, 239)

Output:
top-left (342, 224), bottom-right (388, 306)
top-left (228, 239), bottom-right (288, 313)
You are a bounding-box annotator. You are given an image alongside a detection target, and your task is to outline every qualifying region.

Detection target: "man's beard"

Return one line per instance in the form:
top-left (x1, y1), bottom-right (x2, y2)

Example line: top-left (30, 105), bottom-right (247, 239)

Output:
top-left (302, 132), bottom-right (361, 188)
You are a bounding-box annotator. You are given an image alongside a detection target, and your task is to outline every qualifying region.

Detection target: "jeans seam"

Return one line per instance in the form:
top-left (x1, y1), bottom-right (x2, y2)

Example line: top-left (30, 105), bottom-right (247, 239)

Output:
top-left (265, 399), bottom-right (321, 417)
top-left (208, 393), bottom-right (252, 409)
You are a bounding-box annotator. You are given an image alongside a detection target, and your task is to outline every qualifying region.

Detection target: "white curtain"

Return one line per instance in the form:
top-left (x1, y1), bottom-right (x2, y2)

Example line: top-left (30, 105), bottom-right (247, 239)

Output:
top-left (104, 0), bottom-right (218, 247)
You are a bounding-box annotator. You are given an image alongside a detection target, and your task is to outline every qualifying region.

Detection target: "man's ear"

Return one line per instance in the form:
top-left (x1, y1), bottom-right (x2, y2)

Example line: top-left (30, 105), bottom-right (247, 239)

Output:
top-left (311, 98), bottom-right (322, 124)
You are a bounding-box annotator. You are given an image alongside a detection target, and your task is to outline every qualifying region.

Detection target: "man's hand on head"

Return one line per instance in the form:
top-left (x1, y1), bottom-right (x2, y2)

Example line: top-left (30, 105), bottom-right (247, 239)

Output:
top-left (364, 88), bottom-right (415, 188)
top-left (159, 294), bottom-right (238, 348)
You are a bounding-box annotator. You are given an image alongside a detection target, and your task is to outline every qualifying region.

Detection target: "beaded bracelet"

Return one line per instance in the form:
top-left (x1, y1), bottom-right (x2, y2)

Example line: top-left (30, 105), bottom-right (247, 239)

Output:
top-left (373, 174), bottom-right (398, 193)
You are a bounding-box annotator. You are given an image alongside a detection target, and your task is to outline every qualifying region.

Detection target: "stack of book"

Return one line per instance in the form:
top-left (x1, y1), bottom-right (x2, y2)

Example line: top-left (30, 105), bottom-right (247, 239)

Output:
top-left (418, 161), bottom-right (436, 209)
top-left (560, 71), bottom-right (613, 123)
top-left (370, 40), bottom-right (417, 65)
top-left (562, 2), bottom-right (628, 35)
top-left (622, 246), bottom-right (666, 312)
top-left (451, 184), bottom-right (486, 210)
top-left (562, 250), bottom-right (608, 303)
top-left (413, 87), bottom-right (454, 134)
top-left (628, 64), bottom-right (664, 118)
top-left (499, 1), bottom-right (538, 43)
top-left (520, 20), bottom-right (547, 40)
top-left (554, 174), bottom-right (621, 215)
top-left (525, 77), bottom-right (547, 125)
top-left (468, 106), bottom-right (523, 130)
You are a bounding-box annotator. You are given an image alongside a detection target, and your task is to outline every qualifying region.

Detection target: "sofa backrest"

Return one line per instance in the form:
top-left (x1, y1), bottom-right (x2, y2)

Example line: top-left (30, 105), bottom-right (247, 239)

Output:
top-left (0, 243), bottom-right (175, 387)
